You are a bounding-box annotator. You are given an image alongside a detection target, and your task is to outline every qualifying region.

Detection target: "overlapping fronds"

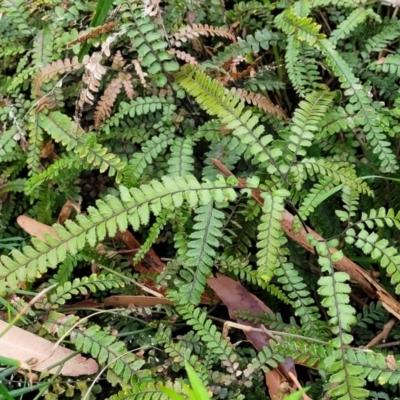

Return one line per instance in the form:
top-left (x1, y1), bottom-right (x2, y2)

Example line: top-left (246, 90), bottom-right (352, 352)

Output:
top-left (37, 111), bottom-right (126, 180)
top-left (174, 303), bottom-right (236, 363)
top-left (0, 175), bottom-right (237, 294)
top-left (176, 65), bottom-right (282, 173)
top-left (329, 8), bottom-right (380, 45)
top-left (276, 7), bottom-right (398, 173)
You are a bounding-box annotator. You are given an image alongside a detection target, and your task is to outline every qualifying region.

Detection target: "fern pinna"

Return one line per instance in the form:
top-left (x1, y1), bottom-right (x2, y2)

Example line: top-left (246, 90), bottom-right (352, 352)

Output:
top-left (3, 0), bottom-right (400, 398)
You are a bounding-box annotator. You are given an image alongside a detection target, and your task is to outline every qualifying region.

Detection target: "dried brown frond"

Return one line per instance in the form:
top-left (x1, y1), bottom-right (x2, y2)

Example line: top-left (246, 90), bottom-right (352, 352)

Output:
top-left (120, 73), bottom-right (136, 100)
top-left (94, 77), bottom-right (123, 128)
top-left (231, 87), bottom-right (288, 120)
top-left (66, 22), bottom-right (116, 48)
top-left (33, 56), bottom-right (90, 98)
top-left (132, 60), bottom-right (148, 88)
top-left (168, 49), bottom-right (198, 65)
top-left (77, 52), bottom-right (106, 114)
top-left (112, 50), bottom-right (125, 69)
top-left (143, 0), bottom-right (161, 18)
top-left (148, 87), bottom-right (174, 97)
top-left (170, 24), bottom-right (236, 47)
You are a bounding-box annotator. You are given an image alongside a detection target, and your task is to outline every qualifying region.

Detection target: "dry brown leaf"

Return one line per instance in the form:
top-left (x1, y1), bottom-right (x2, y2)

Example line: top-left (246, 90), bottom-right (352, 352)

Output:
top-left (17, 215), bottom-right (58, 242)
top-left (104, 295), bottom-right (173, 308)
top-left (207, 273), bottom-right (297, 398)
top-left (0, 320), bottom-right (98, 376)
top-left (57, 199), bottom-right (81, 224)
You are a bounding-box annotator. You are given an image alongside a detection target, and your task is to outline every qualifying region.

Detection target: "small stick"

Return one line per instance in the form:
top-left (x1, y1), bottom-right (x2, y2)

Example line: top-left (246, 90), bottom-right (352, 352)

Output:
top-left (288, 371), bottom-right (313, 400)
top-left (365, 318), bottom-right (396, 349)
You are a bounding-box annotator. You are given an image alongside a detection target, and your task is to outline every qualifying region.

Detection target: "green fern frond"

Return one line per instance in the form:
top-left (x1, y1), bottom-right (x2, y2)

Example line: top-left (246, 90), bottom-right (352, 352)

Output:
top-left (256, 190), bottom-right (289, 283)
top-left (26, 114), bottom-right (44, 176)
top-left (0, 175), bottom-right (237, 294)
top-left (123, 3), bottom-right (179, 87)
top-left (132, 209), bottom-right (169, 264)
top-left (0, 127), bottom-right (18, 163)
top-left (335, 185), bottom-right (360, 222)
top-left (109, 382), bottom-right (165, 400)
top-left (176, 65), bottom-right (281, 173)
top-left (43, 311), bottom-right (145, 383)
top-left (44, 274), bottom-right (125, 309)
top-left (299, 177), bottom-right (335, 219)
top-left (123, 132), bottom-right (175, 187)
top-left (287, 90), bottom-right (335, 158)
top-left (275, 261), bottom-right (322, 333)
top-left (180, 202), bottom-right (225, 304)
top-left (365, 20), bottom-right (400, 53)
top-left (276, 8), bottom-right (399, 173)
top-left (291, 158), bottom-right (372, 195)
top-left (285, 37), bottom-right (323, 96)
top-left (372, 55), bottom-right (400, 76)
top-left (174, 303), bottom-right (236, 363)
top-left (25, 154), bottom-right (87, 195)
top-left (329, 8), bottom-right (380, 45)
top-left (167, 137), bottom-right (195, 177)
top-left (275, 8), bottom-right (325, 46)
top-left (32, 27), bottom-right (53, 69)
top-left (345, 226), bottom-right (400, 294)
top-left (37, 111), bottom-right (126, 181)
top-left (102, 96), bottom-right (175, 134)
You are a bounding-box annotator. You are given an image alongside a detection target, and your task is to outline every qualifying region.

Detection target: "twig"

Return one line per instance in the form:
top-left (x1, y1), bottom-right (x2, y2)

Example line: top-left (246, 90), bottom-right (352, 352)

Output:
top-left (288, 371), bottom-right (313, 400)
top-left (365, 318), bottom-right (396, 349)
top-left (376, 340), bottom-right (400, 349)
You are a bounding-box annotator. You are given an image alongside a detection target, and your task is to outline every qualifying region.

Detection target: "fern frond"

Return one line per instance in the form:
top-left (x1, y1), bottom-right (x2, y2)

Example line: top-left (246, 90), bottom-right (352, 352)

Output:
top-left (365, 20), bottom-right (400, 53)
top-left (44, 274), bottom-right (125, 309)
top-left (109, 382), bottom-right (164, 400)
top-left (33, 56), bottom-right (90, 97)
top-left (345, 225), bottom-right (400, 294)
top-left (167, 137), bottom-right (195, 177)
top-left (180, 202), bottom-right (225, 304)
top-left (94, 76), bottom-right (123, 128)
top-left (43, 311), bottom-right (145, 382)
top-left (78, 52), bottom-right (107, 110)
top-left (0, 127), bottom-right (18, 163)
top-left (286, 90), bottom-right (335, 158)
top-left (0, 175), bottom-right (237, 294)
top-left (230, 87), bottom-right (287, 119)
top-left (25, 155), bottom-right (86, 194)
top-left (275, 261), bottom-right (322, 334)
top-left (329, 8), bottom-right (380, 45)
top-left (285, 36), bottom-right (323, 96)
top-left (101, 96), bottom-right (174, 134)
top-left (298, 177), bottom-right (335, 219)
top-left (123, 131), bottom-right (175, 187)
top-left (174, 303), bottom-right (236, 362)
top-left (37, 112), bottom-right (126, 180)
top-left (335, 186), bottom-right (359, 222)
top-left (170, 24), bottom-right (236, 47)
top-left (125, 3), bottom-right (179, 86)
top-left (176, 65), bottom-right (281, 173)
top-left (291, 158), bottom-right (372, 195)
top-left (26, 114), bottom-right (44, 175)
top-left (168, 49), bottom-right (198, 66)
top-left (256, 190), bottom-right (289, 283)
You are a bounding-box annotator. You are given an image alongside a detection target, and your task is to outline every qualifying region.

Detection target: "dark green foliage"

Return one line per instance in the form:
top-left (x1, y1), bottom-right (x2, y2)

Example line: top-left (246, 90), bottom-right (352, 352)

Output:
top-left (2, 0), bottom-right (400, 399)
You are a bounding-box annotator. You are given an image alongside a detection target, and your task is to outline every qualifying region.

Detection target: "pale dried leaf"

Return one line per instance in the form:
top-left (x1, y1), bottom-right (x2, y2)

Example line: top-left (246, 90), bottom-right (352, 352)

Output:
top-left (17, 215), bottom-right (59, 242)
top-left (0, 320), bottom-right (98, 376)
